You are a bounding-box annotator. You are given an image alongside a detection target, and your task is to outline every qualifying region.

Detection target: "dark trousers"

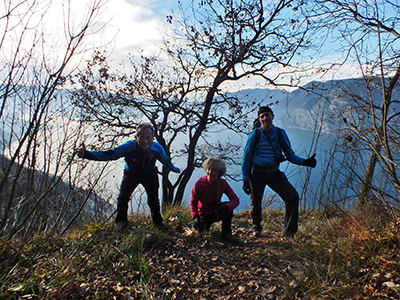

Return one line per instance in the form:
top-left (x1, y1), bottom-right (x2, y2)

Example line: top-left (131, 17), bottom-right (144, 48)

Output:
top-left (249, 170), bottom-right (299, 236)
top-left (115, 168), bottom-right (162, 225)
top-left (194, 211), bottom-right (233, 236)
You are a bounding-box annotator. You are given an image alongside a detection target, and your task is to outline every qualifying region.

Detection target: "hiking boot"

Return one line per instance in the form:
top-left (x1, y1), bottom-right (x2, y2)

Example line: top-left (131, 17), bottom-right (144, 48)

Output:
top-left (281, 229), bottom-right (296, 239)
top-left (220, 233), bottom-right (238, 243)
top-left (115, 220), bottom-right (128, 233)
top-left (281, 231), bottom-right (296, 239)
top-left (252, 229), bottom-right (262, 237)
top-left (154, 222), bottom-right (170, 231)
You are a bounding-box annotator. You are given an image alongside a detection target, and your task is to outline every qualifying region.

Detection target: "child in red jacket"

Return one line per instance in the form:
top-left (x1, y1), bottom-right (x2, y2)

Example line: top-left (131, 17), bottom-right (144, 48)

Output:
top-left (190, 157), bottom-right (240, 241)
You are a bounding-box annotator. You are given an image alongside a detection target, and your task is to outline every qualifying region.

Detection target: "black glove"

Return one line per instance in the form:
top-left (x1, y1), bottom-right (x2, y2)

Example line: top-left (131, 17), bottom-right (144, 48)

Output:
top-left (242, 180), bottom-right (251, 195)
top-left (193, 215), bottom-right (207, 232)
top-left (215, 203), bottom-right (229, 215)
top-left (302, 153), bottom-right (317, 168)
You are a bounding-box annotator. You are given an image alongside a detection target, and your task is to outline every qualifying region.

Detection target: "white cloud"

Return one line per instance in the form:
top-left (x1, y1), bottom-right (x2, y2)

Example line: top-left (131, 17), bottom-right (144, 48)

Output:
top-left (90, 0), bottom-right (179, 66)
top-left (102, 0), bottom-right (164, 49)
top-left (0, 0), bottom-right (175, 71)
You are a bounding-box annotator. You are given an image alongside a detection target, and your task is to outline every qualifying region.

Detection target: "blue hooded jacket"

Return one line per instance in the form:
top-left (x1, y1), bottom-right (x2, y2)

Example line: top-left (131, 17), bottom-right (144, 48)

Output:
top-left (242, 126), bottom-right (304, 181)
top-left (84, 140), bottom-right (179, 176)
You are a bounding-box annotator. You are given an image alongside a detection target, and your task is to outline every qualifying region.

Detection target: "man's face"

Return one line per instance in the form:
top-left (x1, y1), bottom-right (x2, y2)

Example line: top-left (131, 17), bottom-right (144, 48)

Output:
top-left (135, 127), bottom-right (154, 150)
top-left (259, 111), bottom-right (274, 131)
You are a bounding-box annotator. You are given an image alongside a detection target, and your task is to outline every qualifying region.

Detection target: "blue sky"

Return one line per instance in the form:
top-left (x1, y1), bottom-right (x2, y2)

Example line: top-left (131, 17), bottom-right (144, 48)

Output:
top-left (93, 0), bottom-right (358, 85)
top-left (1, 0), bottom-right (382, 86)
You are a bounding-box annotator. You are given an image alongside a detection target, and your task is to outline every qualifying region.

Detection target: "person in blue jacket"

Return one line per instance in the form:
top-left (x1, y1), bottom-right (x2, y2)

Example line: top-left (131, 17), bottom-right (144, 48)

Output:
top-left (77, 123), bottom-right (180, 232)
top-left (242, 106), bottom-right (316, 238)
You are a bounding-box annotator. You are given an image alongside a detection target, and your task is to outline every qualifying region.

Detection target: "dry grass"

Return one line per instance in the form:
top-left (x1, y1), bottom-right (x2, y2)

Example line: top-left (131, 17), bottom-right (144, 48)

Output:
top-left (0, 207), bottom-right (399, 299)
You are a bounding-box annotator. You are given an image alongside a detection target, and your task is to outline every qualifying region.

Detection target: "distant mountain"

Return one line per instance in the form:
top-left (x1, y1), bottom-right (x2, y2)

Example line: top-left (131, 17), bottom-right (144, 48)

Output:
top-left (235, 78), bottom-right (400, 131)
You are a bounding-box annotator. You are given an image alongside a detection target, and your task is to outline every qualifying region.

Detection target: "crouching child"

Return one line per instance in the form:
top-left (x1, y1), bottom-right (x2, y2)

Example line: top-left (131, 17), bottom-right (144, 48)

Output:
top-left (190, 157), bottom-right (240, 241)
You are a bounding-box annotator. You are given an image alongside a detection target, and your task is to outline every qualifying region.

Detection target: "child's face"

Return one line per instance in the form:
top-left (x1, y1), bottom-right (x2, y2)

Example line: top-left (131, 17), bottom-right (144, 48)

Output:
top-left (135, 127), bottom-right (154, 150)
top-left (206, 166), bottom-right (220, 183)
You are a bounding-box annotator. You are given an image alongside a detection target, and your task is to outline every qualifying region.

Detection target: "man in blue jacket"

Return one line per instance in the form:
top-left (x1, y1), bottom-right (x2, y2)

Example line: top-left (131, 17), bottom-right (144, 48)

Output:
top-left (77, 123), bottom-right (180, 232)
top-left (242, 106), bottom-right (316, 238)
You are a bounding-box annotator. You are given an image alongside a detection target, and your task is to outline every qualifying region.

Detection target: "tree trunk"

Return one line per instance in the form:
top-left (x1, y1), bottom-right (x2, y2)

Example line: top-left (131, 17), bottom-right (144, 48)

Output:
top-left (161, 167), bottom-right (174, 211)
top-left (358, 149), bottom-right (379, 207)
top-left (174, 82), bottom-right (221, 206)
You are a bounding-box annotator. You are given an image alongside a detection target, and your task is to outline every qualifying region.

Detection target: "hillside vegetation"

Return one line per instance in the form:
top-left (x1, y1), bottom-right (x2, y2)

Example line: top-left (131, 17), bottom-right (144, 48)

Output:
top-left (1, 207), bottom-right (399, 300)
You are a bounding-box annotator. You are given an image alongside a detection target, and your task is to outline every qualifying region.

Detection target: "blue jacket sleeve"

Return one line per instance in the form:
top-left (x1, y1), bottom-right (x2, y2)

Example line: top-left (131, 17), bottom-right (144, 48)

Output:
top-left (153, 142), bottom-right (180, 173)
top-left (242, 131), bottom-right (256, 181)
top-left (83, 141), bottom-right (135, 161)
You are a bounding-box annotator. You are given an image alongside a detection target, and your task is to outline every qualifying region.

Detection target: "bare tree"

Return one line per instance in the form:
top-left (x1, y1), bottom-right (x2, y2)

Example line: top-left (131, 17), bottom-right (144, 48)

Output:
top-left (169, 0), bottom-right (314, 204)
top-left (71, 0), bottom-right (315, 209)
top-left (306, 0), bottom-right (400, 209)
top-left (0, 0), bottom-right (109, 238)
top-left (72, 51), bottom-right (248, 209)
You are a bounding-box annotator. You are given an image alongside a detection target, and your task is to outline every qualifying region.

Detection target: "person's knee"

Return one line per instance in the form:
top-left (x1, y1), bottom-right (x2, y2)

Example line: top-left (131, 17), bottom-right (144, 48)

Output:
top-left (117, 194), bottom-right (131, 204)
top-left (292, 191), bottom-right (299, 202)
top-left (145, 188), bottom-right (160, 206)
top-left (284, 191), bottom-right (299, 206)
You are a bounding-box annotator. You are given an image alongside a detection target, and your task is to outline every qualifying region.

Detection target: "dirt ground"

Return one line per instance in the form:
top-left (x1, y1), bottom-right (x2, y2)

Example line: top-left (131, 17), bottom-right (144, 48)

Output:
top-left (144, 213), bottom-right (302, 300)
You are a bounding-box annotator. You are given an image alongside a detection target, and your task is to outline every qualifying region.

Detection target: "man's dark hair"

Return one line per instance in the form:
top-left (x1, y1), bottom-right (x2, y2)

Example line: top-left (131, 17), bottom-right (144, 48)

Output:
top-left (257, 106), bottom-right (274, 116)
top-left (136, 123), bottom-right (155, 136)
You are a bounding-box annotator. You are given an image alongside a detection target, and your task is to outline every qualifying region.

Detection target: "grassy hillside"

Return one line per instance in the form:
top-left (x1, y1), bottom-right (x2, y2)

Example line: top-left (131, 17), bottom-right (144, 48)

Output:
top-left (1, 207), bottom-right (399, 299)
